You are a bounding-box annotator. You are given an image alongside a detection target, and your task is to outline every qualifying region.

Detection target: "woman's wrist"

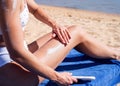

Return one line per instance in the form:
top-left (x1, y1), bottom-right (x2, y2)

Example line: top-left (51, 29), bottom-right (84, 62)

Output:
top-left (46, 18), bottom-right (58, 29)
top-left (50, 71), bottom-right (60, 82)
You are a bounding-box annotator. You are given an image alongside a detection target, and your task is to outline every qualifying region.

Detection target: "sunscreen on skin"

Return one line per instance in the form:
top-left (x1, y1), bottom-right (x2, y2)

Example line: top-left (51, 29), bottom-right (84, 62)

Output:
top-left (12, 0), bottom-right (17, 10)
top-left (47, 44), bottom-right (62, 54)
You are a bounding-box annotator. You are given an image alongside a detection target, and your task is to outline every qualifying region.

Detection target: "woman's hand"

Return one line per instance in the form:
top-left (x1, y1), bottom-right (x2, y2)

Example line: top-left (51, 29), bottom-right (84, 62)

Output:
top-left (52, 24), bottom-right (71, 45)
top-left (53, 72), bottom-right (78, 86)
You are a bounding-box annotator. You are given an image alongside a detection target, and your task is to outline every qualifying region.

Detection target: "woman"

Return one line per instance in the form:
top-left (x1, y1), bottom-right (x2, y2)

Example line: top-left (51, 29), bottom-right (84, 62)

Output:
top-left (0, 0), bottom-right (119, 86)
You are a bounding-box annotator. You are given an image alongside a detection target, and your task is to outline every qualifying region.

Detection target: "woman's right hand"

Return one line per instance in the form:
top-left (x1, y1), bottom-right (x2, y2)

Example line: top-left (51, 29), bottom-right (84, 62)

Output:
top-left (52, 24), bottom-right (71, 45)
top-left (53, 72), bottom-right (78, 86)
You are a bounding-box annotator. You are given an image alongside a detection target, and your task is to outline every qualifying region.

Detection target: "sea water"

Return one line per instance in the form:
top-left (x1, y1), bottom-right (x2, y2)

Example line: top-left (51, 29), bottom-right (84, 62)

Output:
top-left (35, 0), bottom-right (120, 14)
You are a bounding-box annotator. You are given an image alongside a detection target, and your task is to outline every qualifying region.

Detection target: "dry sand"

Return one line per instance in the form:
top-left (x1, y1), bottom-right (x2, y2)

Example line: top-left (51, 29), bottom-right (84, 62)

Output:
top-left (25, 5), bottom-right (120, 85)
top-left (25, 5), bottom-right (120, 49)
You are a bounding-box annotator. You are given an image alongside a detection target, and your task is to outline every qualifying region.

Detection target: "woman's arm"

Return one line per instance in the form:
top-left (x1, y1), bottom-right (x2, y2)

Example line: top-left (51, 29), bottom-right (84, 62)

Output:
top-left (27, 0), bottom-right (71, 45)
top-left (0, 0), bottom-right (59, 81)
top-left (27, 0), bottom-right (56, 28)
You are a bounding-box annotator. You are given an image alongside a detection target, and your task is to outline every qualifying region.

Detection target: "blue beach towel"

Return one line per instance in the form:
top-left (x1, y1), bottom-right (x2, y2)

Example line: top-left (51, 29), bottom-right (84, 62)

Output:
top-left (40, 49), bottom-right (120, 86)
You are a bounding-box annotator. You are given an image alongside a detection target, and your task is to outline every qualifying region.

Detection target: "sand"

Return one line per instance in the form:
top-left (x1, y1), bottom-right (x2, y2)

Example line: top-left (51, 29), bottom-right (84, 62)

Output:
top-left (25, 5), bottom-right (120, 49)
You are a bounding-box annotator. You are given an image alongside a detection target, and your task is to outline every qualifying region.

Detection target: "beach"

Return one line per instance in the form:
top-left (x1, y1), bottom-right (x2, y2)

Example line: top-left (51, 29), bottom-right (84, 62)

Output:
top-left (24, 4), bottom-right (120, 86)
top-left (25, 5), bottom-right (120, 48)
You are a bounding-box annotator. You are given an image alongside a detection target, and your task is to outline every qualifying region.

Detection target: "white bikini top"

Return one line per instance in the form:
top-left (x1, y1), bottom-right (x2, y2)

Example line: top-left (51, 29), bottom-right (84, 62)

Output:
top-left (20, 2), bottom-right (29, 29)
top-left (0, 1), bottom-right (29, 35)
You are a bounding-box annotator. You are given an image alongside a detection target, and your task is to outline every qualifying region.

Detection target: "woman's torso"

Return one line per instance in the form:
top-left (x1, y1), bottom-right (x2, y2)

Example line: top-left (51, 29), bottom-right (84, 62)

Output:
top-left (0, 0), bottom-right (29, 46)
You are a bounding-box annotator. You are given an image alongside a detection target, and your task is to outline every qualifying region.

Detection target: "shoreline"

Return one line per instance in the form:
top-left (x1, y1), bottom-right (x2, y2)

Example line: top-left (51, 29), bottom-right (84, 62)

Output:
top-left (25, 5), bottom-right (120, 49)
top-left (40, 5), bottom-right (120, 17)
top-left (36, 0), bottom-right (120, 14)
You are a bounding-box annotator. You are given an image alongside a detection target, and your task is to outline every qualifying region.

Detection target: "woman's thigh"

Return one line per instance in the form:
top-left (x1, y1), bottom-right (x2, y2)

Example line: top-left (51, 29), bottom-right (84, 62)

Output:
top-left (28, 26), bottom-right (82, 69)
top-left (28, 25), bottom-right (83, 83)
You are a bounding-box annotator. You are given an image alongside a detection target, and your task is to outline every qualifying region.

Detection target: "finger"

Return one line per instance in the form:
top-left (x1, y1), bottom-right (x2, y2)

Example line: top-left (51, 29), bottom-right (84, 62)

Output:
top-left (65, 29), bottom-right (71, 39)
top-left (67, 72), bottom-right (77, 84)
top-left (66, 73), bottom-right (74, 85)
top-left (67, 76), bottom-right (74, 85)
top-left (61, 72), bottom-right (74, 85)
top-left (53, 29), bottom-right (65, 44)
top-left (67, 72), bottom-right (78, 83)
top-left (71, 76), bottom-right (78, 83)
top-left (62, 30), bottom-right (69, 44)
top-left (57, 29), bottom-right (67, 44)
top-left (52, 32), bottom-right (56, 38)
top-left (64, 72), bottom-right (73, 83)
top-left (64, 29), bottom-right (71, 43)
top-left (58, 29), bottom-right (66, 44)
top-left (60, 28), bottom-right (71, 45)
top-left (65, 26), bottom-right (71, 39)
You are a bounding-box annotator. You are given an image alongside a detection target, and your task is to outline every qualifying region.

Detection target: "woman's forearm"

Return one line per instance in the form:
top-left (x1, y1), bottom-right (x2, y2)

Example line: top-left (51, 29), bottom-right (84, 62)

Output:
top-left (32, 6), bottom-right (57, 28)
top-left (10, 48), bottom-right (59, 81)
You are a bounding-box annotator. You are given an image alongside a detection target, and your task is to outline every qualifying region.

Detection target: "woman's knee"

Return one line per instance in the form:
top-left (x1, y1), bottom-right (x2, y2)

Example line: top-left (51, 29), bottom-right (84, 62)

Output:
top-left (68, 25), bottom-right (86, 39)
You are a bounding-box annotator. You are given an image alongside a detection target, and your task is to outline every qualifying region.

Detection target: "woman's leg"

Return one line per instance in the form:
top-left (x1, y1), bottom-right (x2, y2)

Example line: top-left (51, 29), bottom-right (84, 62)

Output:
top-left (28, 25), bottom-right (119, 83)
top-left (28, 26), bottom-right (82, 68)
top-left (74, 26), bottom-right (120, 59)
top-left (28, 25), bottom-right (85, 82)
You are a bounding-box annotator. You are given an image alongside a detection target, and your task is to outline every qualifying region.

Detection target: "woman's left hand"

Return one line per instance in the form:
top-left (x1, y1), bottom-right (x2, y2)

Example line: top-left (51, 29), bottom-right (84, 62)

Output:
top-left (52, 24), bottom-right (71, 45)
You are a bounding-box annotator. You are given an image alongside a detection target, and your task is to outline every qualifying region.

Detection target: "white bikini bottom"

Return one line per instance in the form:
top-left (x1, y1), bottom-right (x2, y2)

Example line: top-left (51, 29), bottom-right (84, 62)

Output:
top-left (0, 41), bottom-right (28, 67)
top-left (0, 47), bottom-right (13, 67)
